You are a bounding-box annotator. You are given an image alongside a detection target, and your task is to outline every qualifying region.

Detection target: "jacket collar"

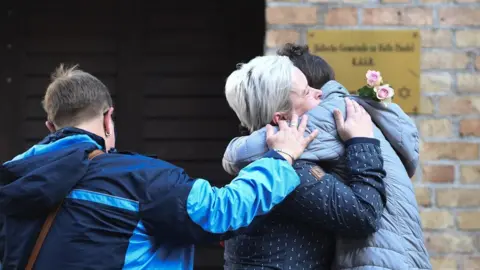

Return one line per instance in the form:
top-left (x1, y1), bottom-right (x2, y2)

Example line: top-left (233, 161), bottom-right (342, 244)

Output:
top-left (39, 127), bottom-right (107, 150)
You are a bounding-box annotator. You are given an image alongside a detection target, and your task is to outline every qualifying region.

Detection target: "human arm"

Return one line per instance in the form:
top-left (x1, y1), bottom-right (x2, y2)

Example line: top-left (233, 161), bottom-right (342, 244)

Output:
top-left (140, 150), bottom-right (299, 245)
top-left (140, 115), bottom-right (319, 245)
top-left (352, 96), bottom-right (419, 177)
top-left (222, 128), bottom-right (269, 176)
top-left (278, 98), bottom-right (386, 236)
top-left (279, 137), bottom-right (386, 236)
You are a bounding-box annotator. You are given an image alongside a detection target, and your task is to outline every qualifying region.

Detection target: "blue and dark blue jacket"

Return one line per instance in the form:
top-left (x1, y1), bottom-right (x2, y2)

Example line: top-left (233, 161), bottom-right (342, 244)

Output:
top-left (0, 128), bottom-right (300, 269)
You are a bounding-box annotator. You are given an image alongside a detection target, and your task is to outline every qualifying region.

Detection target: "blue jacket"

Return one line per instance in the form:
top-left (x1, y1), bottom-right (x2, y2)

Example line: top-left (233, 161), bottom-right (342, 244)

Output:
top-left (223, 81), bottom-right (431, 269)
top-left (0, 128), bottom-right (300, 270)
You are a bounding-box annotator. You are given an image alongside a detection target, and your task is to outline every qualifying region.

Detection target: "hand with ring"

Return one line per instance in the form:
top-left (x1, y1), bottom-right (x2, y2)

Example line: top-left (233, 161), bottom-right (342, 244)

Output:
top-left (333, 98), bottom-right (374, 141)
top-left (266, 114), bottom-right (319, 164)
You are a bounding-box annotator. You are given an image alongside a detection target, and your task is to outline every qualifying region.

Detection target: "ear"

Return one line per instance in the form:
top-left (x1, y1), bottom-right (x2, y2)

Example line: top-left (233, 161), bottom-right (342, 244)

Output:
top-left (45, 121), bottom-right (56, 133)
top-left (272, 112), bottom-right (288, 125)
top-left (103, 107), bottom-right (114, 135)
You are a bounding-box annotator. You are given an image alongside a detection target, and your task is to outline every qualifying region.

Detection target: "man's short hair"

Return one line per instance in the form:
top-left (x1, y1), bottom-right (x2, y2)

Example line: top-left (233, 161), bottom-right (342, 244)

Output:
top-left (277, 43), bottom-right (335, 89)
top-left (42, 64), bottom-right (113, 128)
top-left (225, 55), bottom-right (294, 133)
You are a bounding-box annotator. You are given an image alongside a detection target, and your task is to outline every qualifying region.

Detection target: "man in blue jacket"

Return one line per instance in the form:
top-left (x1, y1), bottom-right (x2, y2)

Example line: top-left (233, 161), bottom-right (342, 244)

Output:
top-left (0, 64), bottom-right (319, 269)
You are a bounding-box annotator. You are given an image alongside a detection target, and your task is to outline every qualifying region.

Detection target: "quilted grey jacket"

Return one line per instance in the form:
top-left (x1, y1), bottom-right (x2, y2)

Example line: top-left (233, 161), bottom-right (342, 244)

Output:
top-left (222, 80), bottom-right (431, 270)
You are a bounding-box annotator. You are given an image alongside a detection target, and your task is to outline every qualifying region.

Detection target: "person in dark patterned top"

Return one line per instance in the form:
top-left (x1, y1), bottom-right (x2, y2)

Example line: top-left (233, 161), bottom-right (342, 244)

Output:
top-left (223, 138), bottom-right (385, 269)
top-left (222, 54), bottom-right (387, 269)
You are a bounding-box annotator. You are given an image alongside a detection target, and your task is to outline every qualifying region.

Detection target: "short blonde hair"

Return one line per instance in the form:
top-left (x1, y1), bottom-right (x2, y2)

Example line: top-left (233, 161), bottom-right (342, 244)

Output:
top-left (42, 64), bottom-right (113, 128)
top-left (225, 55), bottom-right (294, 132)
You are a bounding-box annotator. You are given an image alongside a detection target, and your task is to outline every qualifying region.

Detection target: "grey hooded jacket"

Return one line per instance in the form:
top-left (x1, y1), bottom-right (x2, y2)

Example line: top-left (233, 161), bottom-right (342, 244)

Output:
top-left (222, 80), bottom-right (431, 270)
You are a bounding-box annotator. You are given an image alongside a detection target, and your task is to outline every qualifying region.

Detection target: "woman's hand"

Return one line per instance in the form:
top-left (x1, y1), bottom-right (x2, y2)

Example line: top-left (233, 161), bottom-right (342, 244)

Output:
top-left (266, 114), bottom-right (319, 164)
top-left (333, 98), bottom-right (374, 141)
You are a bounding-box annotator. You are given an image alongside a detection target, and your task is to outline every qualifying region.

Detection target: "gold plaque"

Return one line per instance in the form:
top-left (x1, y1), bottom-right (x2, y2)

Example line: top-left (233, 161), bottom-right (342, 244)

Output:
top-left (307, 30), bottom-right (420, 114)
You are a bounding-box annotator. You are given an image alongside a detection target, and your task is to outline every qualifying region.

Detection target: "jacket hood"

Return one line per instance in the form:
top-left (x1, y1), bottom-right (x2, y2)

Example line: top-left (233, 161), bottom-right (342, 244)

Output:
top-left (0, 128), bottom-right (104, 217)
top-left (320, 80), bottom-right (419, 177)
top-left (321, 80), bottom-right (350, 99)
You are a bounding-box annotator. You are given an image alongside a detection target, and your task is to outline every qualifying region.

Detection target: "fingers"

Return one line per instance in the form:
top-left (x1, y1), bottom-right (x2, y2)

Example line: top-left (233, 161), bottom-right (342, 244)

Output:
top-left (290, 113), bottom-right (299, 127)
top-left (298, 115), bottom-right (308, 134)
top-left (352, 100), bottom-right (361, 113)
top-left (333, 109), bottom-right (344, 130)
top-left (278, 120), bottom-right (289, 130)
top-left (345, 98), bottom-right (354, 117)
top-left (305, 129), bottom-right (319, 144)
top-left (266, 124), bottom-right (274, 138)
top-left (354, 100), bottom-right (367, 115)
top-left (359, 106), bottom-right (366, 115)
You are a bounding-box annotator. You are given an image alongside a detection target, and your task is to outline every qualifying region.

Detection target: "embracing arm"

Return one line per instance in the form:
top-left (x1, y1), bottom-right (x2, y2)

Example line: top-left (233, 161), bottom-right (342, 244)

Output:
top-left (279, 137), bottom-right (386, 236)
top-left (352, 96), bottom-right (419, 177)
top-left (140, 150), bottom-right (300, 245)
top-left (222, 128), bottom-right (270, 176)
top-left (141, 115), bottom-right (318, 245)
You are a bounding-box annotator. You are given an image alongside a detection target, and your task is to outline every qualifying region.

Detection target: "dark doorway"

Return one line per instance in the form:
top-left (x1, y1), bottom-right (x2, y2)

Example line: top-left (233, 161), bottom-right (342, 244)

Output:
top-left (0, 0), bottom-right (265, 268)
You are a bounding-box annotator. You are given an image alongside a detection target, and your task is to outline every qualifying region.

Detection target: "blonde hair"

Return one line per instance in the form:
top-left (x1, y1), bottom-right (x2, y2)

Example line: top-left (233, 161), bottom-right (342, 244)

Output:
top-left (225, 55), bottom-right (294, 132)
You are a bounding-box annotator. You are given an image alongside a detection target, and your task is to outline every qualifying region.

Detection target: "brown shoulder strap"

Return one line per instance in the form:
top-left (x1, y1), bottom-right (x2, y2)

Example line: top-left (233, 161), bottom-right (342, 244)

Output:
top-left (25, 149), bottom-right (104, 270)
top-left (87, 149), bottom-right (104, 160)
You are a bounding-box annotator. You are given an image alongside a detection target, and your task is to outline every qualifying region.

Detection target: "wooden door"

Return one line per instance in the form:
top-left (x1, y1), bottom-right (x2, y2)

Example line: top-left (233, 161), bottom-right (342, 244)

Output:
top-left (0, 0), bottom-right (265, 268)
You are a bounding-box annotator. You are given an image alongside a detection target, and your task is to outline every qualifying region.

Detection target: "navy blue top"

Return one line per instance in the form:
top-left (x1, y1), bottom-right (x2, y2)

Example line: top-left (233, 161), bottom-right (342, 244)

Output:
top-left (224, 138), bottom-right (387, 269)
top-left (0, 127), bottom-right (301, 270)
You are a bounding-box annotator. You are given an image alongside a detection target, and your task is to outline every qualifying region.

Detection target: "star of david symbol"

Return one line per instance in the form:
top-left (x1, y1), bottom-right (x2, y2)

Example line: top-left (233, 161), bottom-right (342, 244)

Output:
top-left (398, 87), bottom-right (411, 99)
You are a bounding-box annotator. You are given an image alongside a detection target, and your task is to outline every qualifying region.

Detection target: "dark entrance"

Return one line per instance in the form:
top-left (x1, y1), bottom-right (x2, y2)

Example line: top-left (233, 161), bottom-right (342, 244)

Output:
top-left (0, 0), bottom-right (265, 268)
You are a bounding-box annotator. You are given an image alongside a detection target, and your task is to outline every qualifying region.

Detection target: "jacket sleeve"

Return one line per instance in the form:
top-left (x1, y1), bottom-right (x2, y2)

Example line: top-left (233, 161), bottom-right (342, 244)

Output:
top-left (140, 150), bottom-right (300, 246)
top-left (222, 128), bottom-right (270, 176)
top-left (278, 138), bottom-right (387, 236)
top-left (298, 105), bottom-right (345, 162)
top-left (352, 96), bottom-right (419, 177)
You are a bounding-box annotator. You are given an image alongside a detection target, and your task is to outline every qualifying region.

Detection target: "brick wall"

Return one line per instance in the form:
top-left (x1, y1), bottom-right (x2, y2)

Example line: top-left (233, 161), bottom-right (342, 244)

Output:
top-left (265, 0), bottom-right (480, 269)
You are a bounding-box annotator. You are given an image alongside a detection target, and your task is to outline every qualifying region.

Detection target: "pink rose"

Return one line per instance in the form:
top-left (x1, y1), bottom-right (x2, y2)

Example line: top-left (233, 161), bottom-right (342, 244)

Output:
top-left (375, 84), bottom-right (394, 100)
top-left (366, 70), bottom-right (382, 87)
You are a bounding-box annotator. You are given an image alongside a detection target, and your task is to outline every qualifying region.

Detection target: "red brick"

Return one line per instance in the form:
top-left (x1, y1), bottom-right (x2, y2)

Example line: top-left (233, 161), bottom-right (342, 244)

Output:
top-left (422, 165), bottom-right (454, 183)
top-left (439, 8), bottom-right (480, 26)
top-left (420, 30), bottom-right (452, 48)
top-left (436, 189), bottom-right (480, 207)
top-left (460, 119), bottom-right (480, 137)
top-left (425, 233), bottom-right (476, 253)
top-left (418, 119), bottom-right (453, 138)
top-left (421, 52), bottom-right (469, 69)
top-left (456, 30), bottom-right (480, 47)
top-left (430, 257), bottom-right (457, 269)
top-left (460, 165), bottom-right (480, 184)
top-left (420, 142), bottom-right (479, 160)
top-left (265, 30), bottom-right (300, 48)
top-left (420, 210), bottom-right (454, 229)
top-left (457, 73), bottom-right (480, 93)
top-left (415, 187), bottom-right (432, 207)
top-left (266, 7), bottom-right (317, 25)
top-left (457, 212), bottom-right (480, 230)
top-left (438, 96), bottom-right (480, 115)
top-left (325, 8), bottom-right (357, 26)
top-left (419, 97), bottom-right (434, 114)
top-left (421, 72), bottom-right (452, 93)
top-left (363, 8), bottom-right (433, 25)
